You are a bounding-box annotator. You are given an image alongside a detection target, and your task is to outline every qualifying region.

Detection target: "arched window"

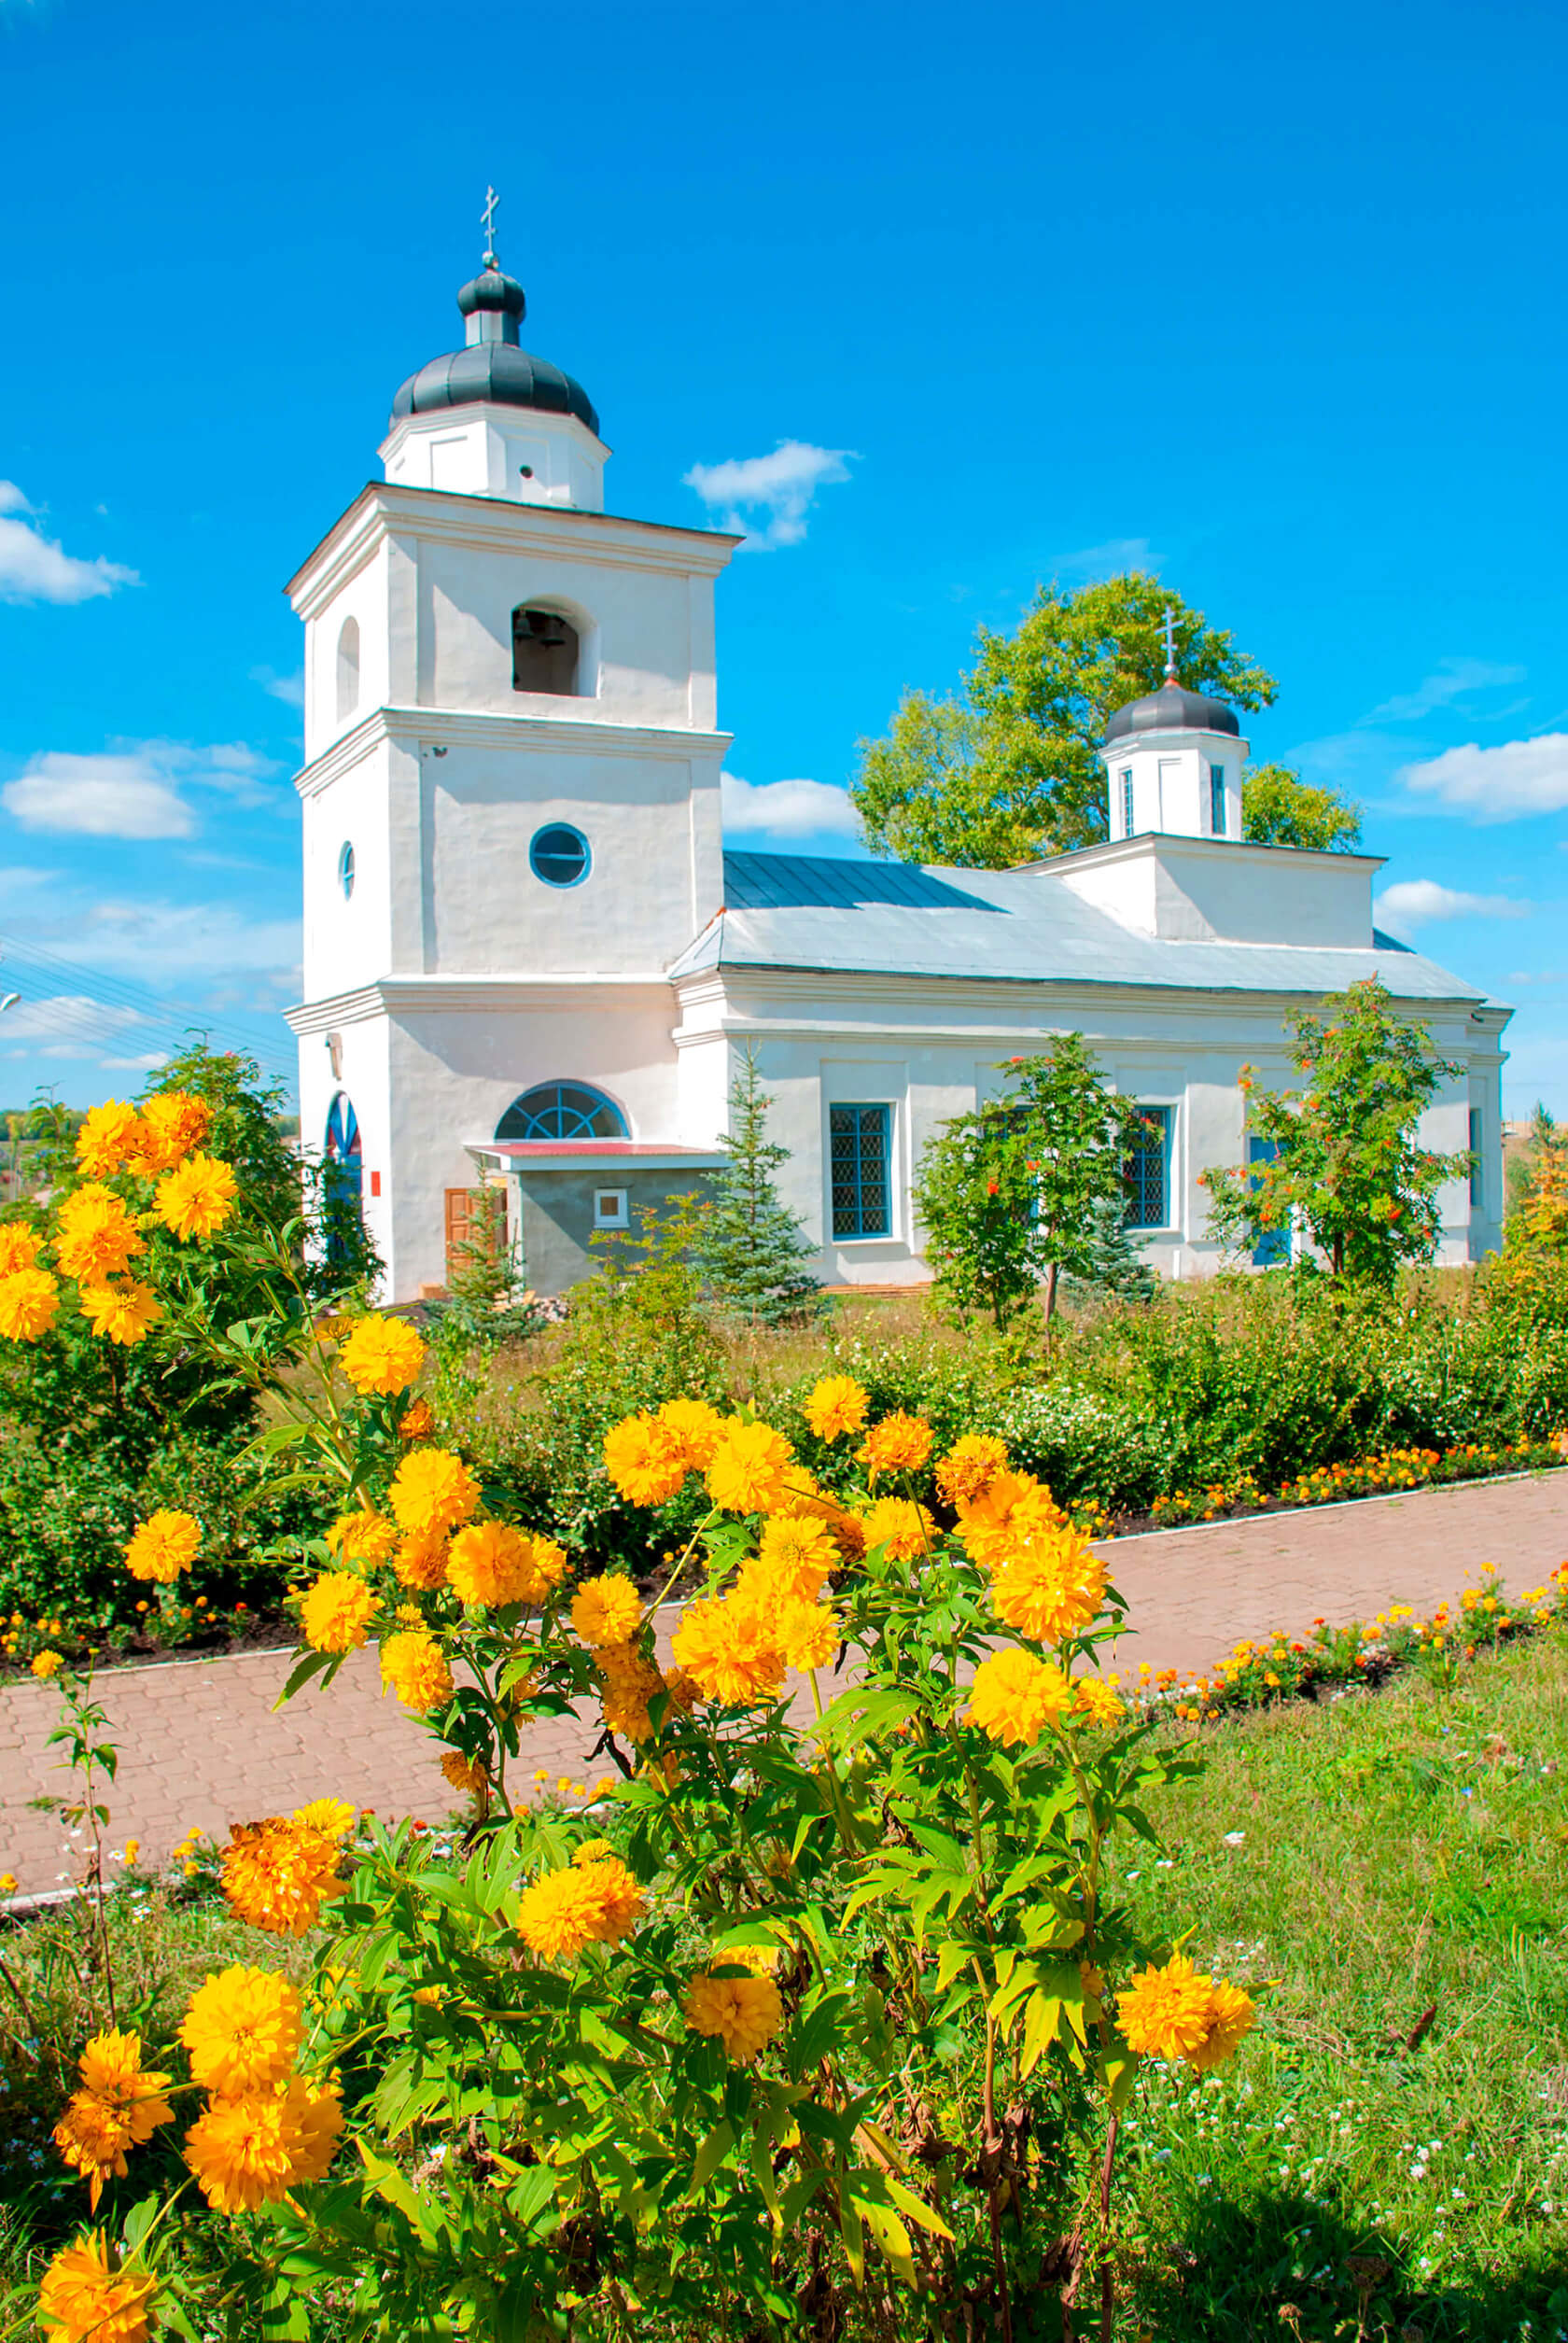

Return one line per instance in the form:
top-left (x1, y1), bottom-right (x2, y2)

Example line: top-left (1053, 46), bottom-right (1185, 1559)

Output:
top-left (323, 1092), bottom-right (363, 1262)
top-left (496, 1083), bottom-right (627, 1142)
top-left (511, 606), bottom-right (579, 695)
top-left (336, 616), bottom-right (360, 722)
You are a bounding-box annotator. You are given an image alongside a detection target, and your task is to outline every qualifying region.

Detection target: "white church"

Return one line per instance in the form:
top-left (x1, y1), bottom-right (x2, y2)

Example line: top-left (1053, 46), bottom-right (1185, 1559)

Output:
top-left (285, 237), bottom-right (1510, 1300)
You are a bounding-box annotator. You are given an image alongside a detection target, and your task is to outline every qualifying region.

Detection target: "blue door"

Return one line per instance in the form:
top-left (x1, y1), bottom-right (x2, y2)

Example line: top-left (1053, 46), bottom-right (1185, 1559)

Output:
top-left (1249, 1136), bottom-right (1289, 1266)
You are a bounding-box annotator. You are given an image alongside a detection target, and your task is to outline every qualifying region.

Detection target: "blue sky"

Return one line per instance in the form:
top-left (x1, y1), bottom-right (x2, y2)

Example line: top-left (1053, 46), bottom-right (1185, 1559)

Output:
top-left (1, 0), bottom-right (1565, 1114)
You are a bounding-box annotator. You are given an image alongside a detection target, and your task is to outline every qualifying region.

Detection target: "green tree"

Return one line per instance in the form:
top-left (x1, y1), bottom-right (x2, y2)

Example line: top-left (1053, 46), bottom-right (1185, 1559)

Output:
top-left (1505, 1104), bottom-right (1568, 1255)
top-left (1201, 977), bottom-right (1471, 1284)
top-left (914, 1033), bottom-right (1154, 1328)
top-left (1242, 762), bottom-right (1364, 851)
top-left (851, 572), bottom-right (1279, 865)
top-left (694, 1050), bottom-right (823, 1323)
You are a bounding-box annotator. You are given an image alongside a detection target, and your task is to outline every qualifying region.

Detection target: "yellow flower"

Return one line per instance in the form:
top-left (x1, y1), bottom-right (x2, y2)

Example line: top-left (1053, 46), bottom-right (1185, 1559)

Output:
top-left (184, 2077), bottom-right (343, 2210)
top-left (0, 1873), bottom-right (17, 1896)
top-left (803, 1375), bottom-right (870, 1441)
top-left (750, 1512), bottom-right (836, 1603)
top-left (515, 1864), bottom-right (604, 1960)
top-left (448, 1521), bottom-right (558, 1607)
top-left (1186, 1979), bottom-right (1256, 2074)
top-left (934, 1433), bottom-right (1010, 1507)
top-left (570, 1574), bottom-right (644, 1648)
top-left (399, 1396), bottom-right (436, 1441)
top-left (154, 1153), bottom-right (239, 1240)
top-left (388, 1448), bottom-right (481, 1537)
top-left (440, 1750), bottom-right (486, 1796)
top-left (777, 1598), bottom-right (840, 1672)
top-left (51, 2030), bottom-right (175, 2207)
top-left (0, 1222), bottom-right (43, 1275)
top-left (292, 1797), bottom-right (356, 1840)
top-left (123, 1508), bottom-right (201, 1584)
top-left (77, 1279), bottom-right (161, 1347)
top-left (32, 1649), bottom-right (65, 1679)
top-left (74, 1101), bottom-right (144, 1179)
top-left (325, 1507), bottom-right (399, 1566)
top-left (858, 1495), bottom-right (933, 1562)
top-left (179, 1967), bottom-right (303, 2095)
top-left (219, 1815), bottom-right (346, 1936)
top-left (670, 1593), bottom-right (787, 1706)
top-left (380, 1628), bottom-right (454, 1714)
top-left (299, 1571), bottom-right (377, 1654)
top-left (989, 1527), bottom-right (1106, 1644)
top-left (857, 1410), bottom-right (935, 1481)
top-left (954, 1470), bottom-right (1065, 1570)
top-left (682, 1970), bottom-right (784, 2064)
top-left (1071, 1676), bottom-right (1124, 1728)
top-left (1116, 1955), bottom-right (1217, 2061)
top-left (575, 1854), bottom-right (644, 1943)
top-left (0, 1265), bottom-right (62, 1341)
top-left (339, 1314), bottom-right (427, 1396)
top-left (706, 1419), bottom-right (793, 1513)
top-left (656, 1396), bottom-right (726, 1468)
top-left (966, 1648), bottom-right (1073, 1745)
top-left (36, 2232), bottom-right (157, 2343)
top-left (394, 1526), bottom-right (452, 1592)
top-left (133, 1091), bottom-right (211, 1174)
top-left (603, 1410), bottom-right (690, 1506)
top-left (56, 1185), bottom-right (144, 1282)
top-left (121, 1839), bottom-right (140, 1865)
top-left (595, 1639), bottom-right (665, 1742)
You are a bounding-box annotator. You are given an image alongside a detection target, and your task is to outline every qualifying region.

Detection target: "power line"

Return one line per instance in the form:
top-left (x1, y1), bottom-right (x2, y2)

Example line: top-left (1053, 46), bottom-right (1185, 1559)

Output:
top-left (0, 931), bottom-right (298, 1092)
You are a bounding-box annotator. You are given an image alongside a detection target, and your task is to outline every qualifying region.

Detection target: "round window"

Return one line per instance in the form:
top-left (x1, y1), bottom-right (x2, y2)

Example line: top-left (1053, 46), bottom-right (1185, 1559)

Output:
top-left (529, 822), bottom-right (590, 889)
top-left (338, 841), bottom-right (355, 900)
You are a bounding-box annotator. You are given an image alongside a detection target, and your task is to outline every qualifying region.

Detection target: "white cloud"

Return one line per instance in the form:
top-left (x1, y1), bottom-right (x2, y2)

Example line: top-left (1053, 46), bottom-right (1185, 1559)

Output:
top-left (73, 899), bottom-right (301, 991)
top-left (1363, 658), bottom-right (1526, 725)
top-left (684, 441), bottom-right (854, 550)
top-left (721, 773), bottom-right (861, 842)
top-left (2, 738), bottom-right (282, 839)
top-left (1048, 537), bottom-right (1160, 581)
top-left (251, 664), bottom-right (305, 710)
top-left (0, 482), bottom-right (139, 605)
top-left (1376, 878), bottom-right (1530, 932)
top-left (1395, 733), bottom-right (1568, 820)
top-left (0, 993), bottom-right (153, 1064)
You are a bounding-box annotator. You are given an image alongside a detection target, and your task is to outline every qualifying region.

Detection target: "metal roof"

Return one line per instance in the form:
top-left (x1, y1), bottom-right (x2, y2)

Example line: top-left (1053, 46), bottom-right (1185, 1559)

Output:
top-left (1104, 680), bottom-right (1240, 743)
top-left (675, 850), bottom-right (1493, 1008)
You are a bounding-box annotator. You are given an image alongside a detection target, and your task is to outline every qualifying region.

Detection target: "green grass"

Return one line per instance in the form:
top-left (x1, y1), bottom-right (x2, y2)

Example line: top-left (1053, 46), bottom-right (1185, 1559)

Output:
top-left (1115, 1630), bottom-right (1568, 2338)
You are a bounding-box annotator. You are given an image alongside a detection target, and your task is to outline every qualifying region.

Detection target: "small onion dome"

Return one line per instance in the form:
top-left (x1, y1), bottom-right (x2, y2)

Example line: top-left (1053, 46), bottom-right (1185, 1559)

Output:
top-left (1102, 680), bottom-right (1240, 745)
top-left (389, 265), bottom-right (600, 438)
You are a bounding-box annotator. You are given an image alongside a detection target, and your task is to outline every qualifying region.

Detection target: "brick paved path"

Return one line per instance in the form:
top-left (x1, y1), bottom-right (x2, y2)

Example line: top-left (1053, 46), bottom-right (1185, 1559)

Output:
top-left (3, 1472), bottom-right (1564, 1901)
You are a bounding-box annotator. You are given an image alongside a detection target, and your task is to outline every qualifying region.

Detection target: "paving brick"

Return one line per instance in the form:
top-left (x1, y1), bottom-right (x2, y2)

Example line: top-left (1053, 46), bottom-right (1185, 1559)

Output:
top-left (3, 1473), bottom-right (1564, 1897)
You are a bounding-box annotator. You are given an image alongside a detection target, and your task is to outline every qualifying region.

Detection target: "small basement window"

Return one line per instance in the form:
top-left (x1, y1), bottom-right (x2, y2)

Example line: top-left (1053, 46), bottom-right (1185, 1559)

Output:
top-left (594, 1188), bottom-right (630, 1229)
top-left (512, 606), bottom-right (580, 694)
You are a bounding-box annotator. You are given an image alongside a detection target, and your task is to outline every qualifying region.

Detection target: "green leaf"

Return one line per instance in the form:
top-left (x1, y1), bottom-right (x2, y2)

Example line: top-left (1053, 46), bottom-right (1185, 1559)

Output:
top-left (691, 2116), bottom-right (735, 2192)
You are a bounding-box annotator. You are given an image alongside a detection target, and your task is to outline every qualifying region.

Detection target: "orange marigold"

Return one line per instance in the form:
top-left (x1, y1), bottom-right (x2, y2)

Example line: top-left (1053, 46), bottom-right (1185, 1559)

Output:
top-left (133, 1090), bottom-right (211, 1174)
top-left (656, 1396), bottom-right (727, 1468)
top-left (0, 1222), bottom-right (43, 1276)
top-left (123, 1508), bottom-right (200, 1584)
top-left (36, 2232), bottom-right (157, 2343)
top-left (803, 1375), bottom-right (870, 1441)
top-left (388, 1447), bottom-right (481, 1537)
top-left (670, 1592), bottom-right (787, 1706)
top-left (515, 1864), bottom-right (603, 1961)
top-left (749, 1511), bottom-right (836, 1603)
top-left (856, 1410), bottom-right (934, 1481)
top-left (299, 1571), bottom-right (378, 1654)
top-left (603, 1411), bottom-right (689, 1506)
top-left (394, 1526), bottom-right (451, 1591)
top-left (953, 1469), bottom-right (1065, 1570)
top-left (55, 1186), bottom-right (143, 1283)
top-left (219, 1813), bottom-right (347, 1936)
top-left (1116, 1955), bottom-right (1218, 2063)
top-left (1185, 1977), bottom-right (1256, 2073)
top-left (51, 2030), bottom-right (174, 2208)
top-left (682, 1970), bottom-right (783, 2064)
top-left (399, 1396), bottom-right (436, 1440)
top-left (571, 1573), bottom-right (644, 1648)
top-left (75, 1101), bottom-right (143, 1180)
top-left (153, 1154), bottom-right (238, 1241)
top-left (934, 1433), bottom-right (1010, 1508)
top-left (77, 1280), bottom-right (161, 1347)
top-left (183, 2076), bottom-right (343, 2211)
top-left (858, 1495), bottom-right (933, 1563)
top-left (0, 1265), bottom-right (61, 1341)
top-left (448, 1520), bottom-right (552, 1607)
top-left (440, 1749), bottom-right (486, 1796)
top-left (966, 1647), bottom-right (1073, 1746)
top-left (595, 1638), bottom-right (665, 1742)
top-left (706, 1419), bottom-right (793, 1514)
top-left (326, 1507), bottom-right (399, 1566)
top-left (339, 1314), bottom-right (427, 1396)
top-left (989, 1527), bottom-right (1106, 1644)
top-left (380, 1627), bottom-right (454, 1713)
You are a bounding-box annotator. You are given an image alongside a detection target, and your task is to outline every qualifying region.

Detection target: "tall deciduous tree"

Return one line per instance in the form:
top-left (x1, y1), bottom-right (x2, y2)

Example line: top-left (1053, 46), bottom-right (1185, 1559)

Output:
top-left (694, 1049), bottom-right (823, 1324)
top-left (851, 573), bottom-right (1279, 865)
top-left (1242, 763), bottom-right (1364, 852)
top-left (1201, 977), bottom-right (1470, 1284)
top-left (914, 1034), bottom-right (1154, 1328)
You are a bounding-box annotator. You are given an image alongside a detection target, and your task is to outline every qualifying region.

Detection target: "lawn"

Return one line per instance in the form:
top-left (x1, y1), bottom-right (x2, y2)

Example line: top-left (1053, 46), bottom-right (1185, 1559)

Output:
top-left (2, 1632), bottom-right (1565, 2337)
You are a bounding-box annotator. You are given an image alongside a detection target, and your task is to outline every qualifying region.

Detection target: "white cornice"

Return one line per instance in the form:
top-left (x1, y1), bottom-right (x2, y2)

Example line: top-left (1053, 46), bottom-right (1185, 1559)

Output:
top-left (293, 707), bottom-right (732, 798)
top-left (286, 483), bottom-right (740, 617)
top-left (287, 975), bottom-right (675, 1030)
top-left (1020, 833), bottom-right (1386, 877)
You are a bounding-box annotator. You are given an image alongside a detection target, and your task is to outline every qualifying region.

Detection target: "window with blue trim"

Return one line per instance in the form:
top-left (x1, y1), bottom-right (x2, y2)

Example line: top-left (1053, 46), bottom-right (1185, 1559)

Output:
top-left (1210, 765), bottom-right (1226, 835)
top-left (496, 1083), bottom-right (627, 1141)
top-left (830, 1103), bottom-right (891, 1239)
top-left (1124, 1105), bottom-right (1172, 1229)
top-left (323, 1093), bottom-right (363, 1264)
top-left (1248, 1134), bottom-right (1289, 1265)
top-left (529, 824), bottom-right (591, 888)
top-left (1120, 769), bottom-right (1135, 836)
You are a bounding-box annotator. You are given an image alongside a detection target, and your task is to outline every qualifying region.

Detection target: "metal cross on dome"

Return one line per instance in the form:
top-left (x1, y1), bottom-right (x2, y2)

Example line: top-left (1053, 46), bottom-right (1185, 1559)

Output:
top-left (481, 185), bottom-right (500, 268)
top-left (1162, 605), bottom-right (1178, 681)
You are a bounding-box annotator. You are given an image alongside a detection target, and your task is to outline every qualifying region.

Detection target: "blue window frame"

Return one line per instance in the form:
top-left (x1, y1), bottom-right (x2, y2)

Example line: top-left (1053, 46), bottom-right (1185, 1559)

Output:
top-left (1248, 1134), bottom-right (1289, 1265)
top-left (529, 823), bottom-right (591, 888)
top-left (1120, 769), bottom-right (1135, 837)
top-left (323, 1093), bottom-right (363, 1263)
top-left (496, 1083), bottom-right (627, 1141)
top-left (1210, 765), bottom-right (1225, 835)
top-left (1468, 1107), bottom-right (1482, 1208)
top-left (1124, 1105), bottom-right (1172, 1230)
top-left (830, 1103), bottom-right (891, 1239)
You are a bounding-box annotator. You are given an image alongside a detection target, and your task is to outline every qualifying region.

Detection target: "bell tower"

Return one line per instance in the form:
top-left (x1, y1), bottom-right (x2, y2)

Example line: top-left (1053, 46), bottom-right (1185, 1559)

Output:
top-left (1099, 609), bottom-right (1250, 842)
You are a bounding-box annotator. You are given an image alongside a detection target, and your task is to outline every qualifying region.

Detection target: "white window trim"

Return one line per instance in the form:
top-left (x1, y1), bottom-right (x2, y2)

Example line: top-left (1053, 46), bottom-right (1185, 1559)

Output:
top-left (593, 1187), bottom-right (630, 1230)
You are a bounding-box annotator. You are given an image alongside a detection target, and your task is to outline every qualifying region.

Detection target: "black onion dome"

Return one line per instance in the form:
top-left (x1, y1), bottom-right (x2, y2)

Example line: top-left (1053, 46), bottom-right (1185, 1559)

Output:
top-left (389, 264), bottom-right (600, 437)
top-left (390, 345), bottom-right (600, 435)
top-left (1103, 680), bottom-right (1240, 744)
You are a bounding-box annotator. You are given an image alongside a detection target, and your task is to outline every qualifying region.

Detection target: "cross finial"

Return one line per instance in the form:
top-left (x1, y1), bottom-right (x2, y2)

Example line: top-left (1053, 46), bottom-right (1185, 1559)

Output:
top-left (481, 184), bottom-right (500, 269)
top-left (1161, 605), bottom-right (1178, 682)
